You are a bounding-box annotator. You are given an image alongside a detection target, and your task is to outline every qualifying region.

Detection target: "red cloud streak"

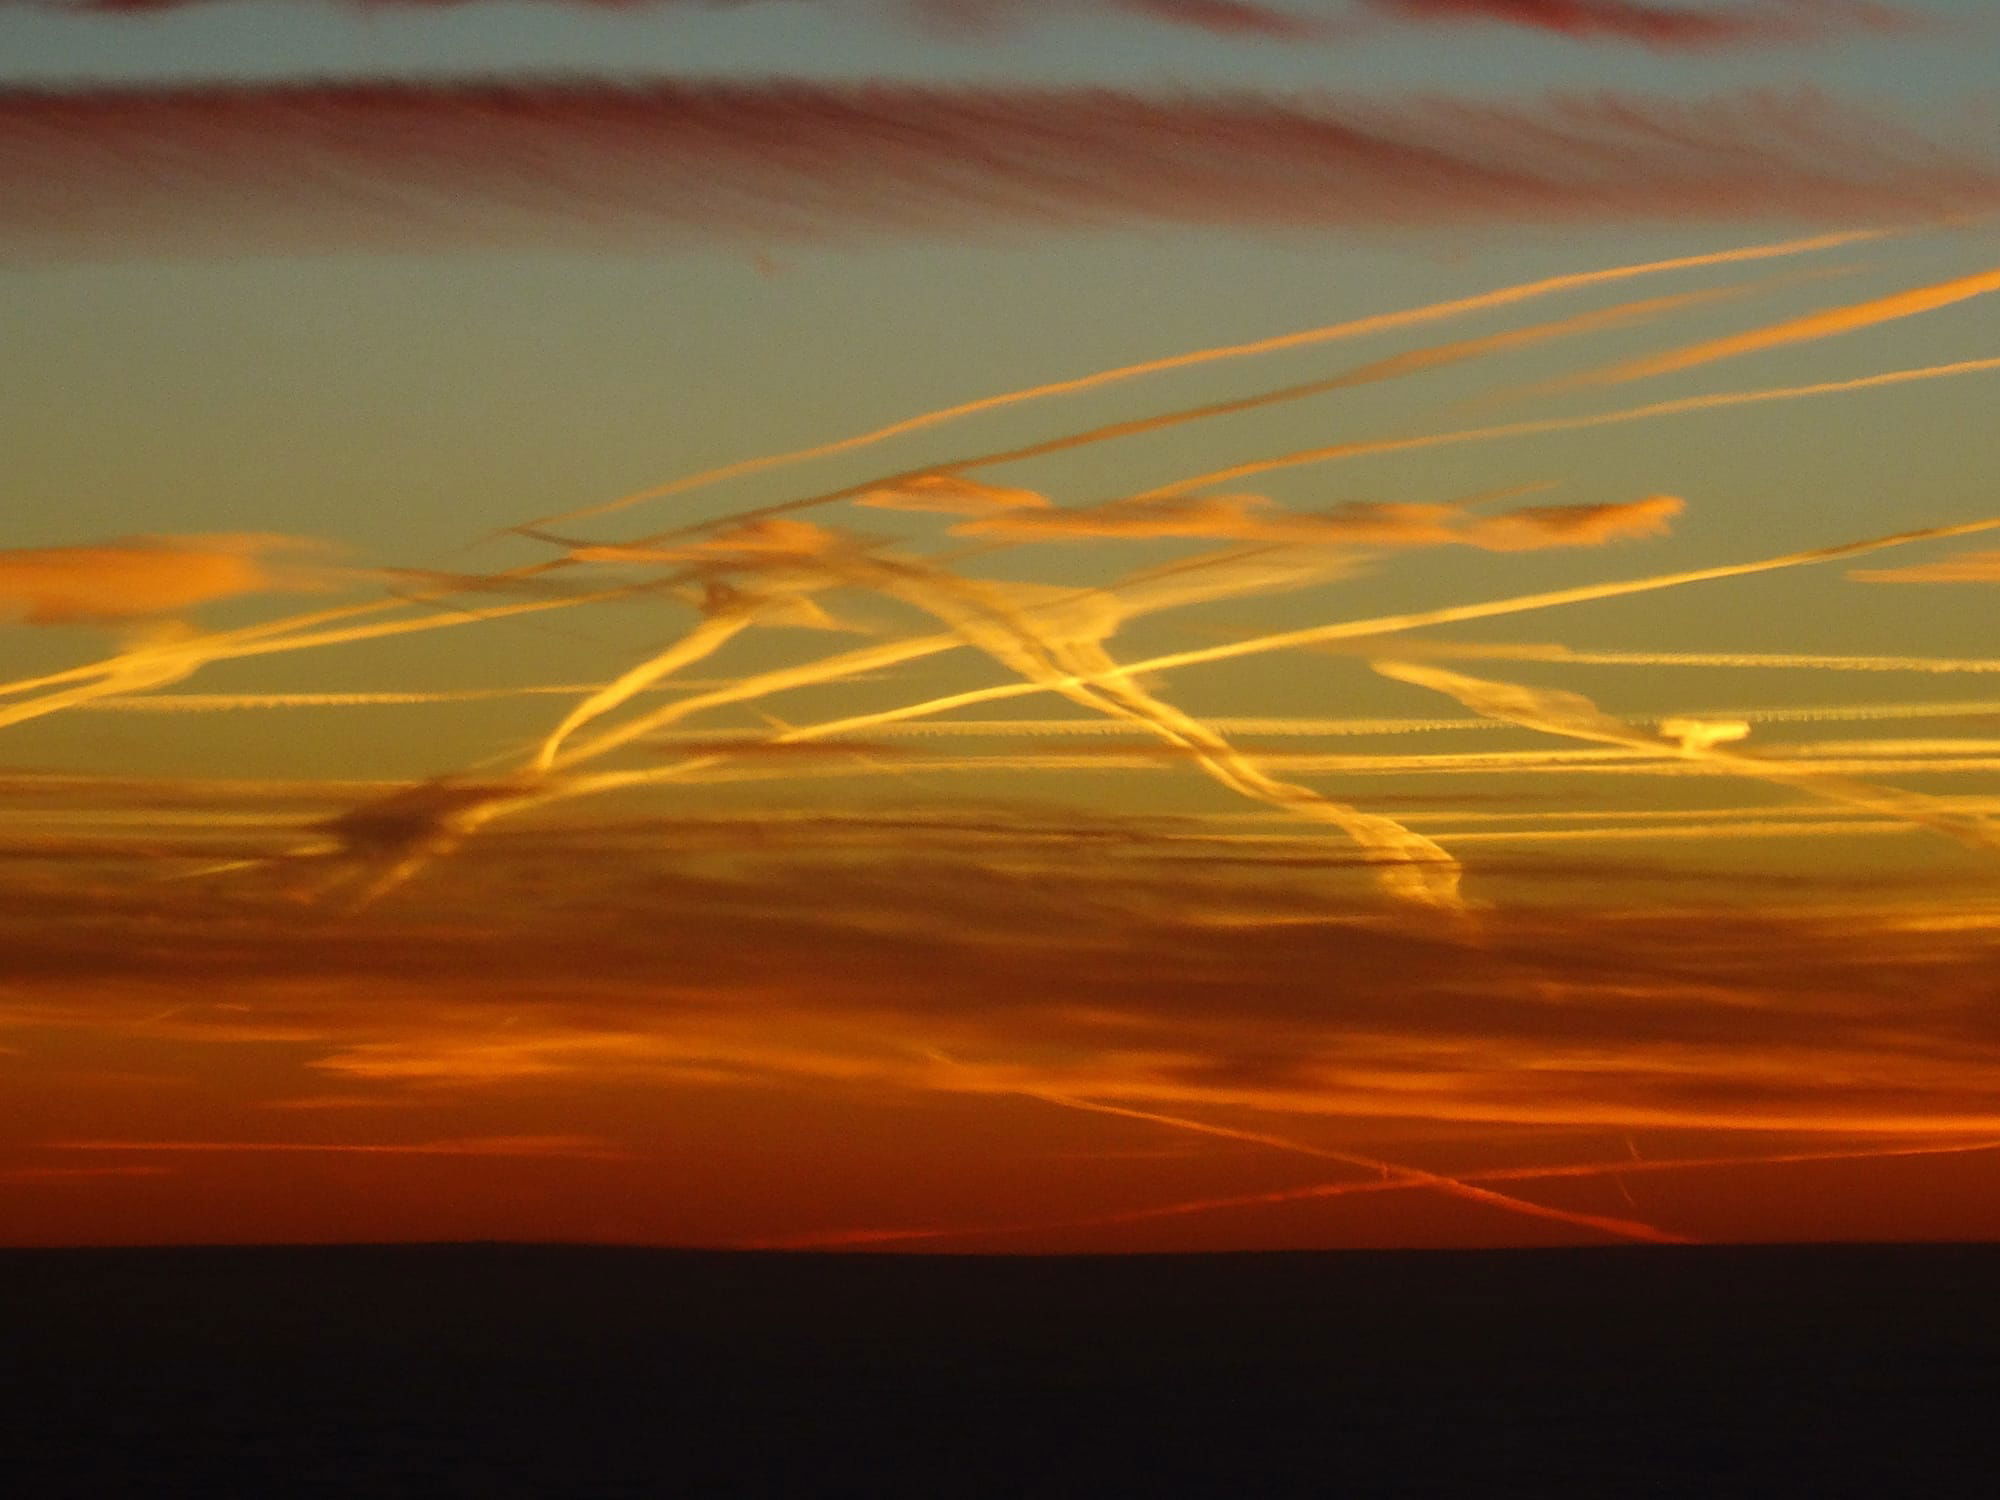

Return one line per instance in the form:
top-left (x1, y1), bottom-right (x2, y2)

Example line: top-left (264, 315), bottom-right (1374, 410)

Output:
top-left (9, 0), bottom-right (1918, 50)
top-left (1368, 0), bottom-right (1915, 47)
top-left (10, 0), bottom-right (1328, 21)
top-left (2, 81), bottom-right (1994, 259)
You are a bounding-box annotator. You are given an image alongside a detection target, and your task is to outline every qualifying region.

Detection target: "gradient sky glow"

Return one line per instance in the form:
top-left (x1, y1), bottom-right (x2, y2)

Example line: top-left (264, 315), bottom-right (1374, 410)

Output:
top-left (3, 0), bottom-right (2000, 1252)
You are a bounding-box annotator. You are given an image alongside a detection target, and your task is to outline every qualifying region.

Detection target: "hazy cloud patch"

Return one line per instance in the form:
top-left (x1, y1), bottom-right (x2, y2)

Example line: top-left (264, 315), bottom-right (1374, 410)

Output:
top-left (0, 534), bottom-right (334, 626)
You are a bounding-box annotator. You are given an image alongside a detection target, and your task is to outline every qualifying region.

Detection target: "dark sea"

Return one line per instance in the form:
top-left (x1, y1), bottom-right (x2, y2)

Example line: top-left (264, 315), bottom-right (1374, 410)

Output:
top-left (7, 1242), bottom-right (1997, 1496)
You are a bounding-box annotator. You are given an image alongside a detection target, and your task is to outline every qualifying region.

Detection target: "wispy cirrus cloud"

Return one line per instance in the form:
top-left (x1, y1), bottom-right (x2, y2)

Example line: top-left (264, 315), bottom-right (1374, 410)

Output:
top-left (7, 0), bottom-right (1340, 37)
top-left (3, 0), bottom-right (1920, 49)
top-left (3, 82), bottom-right (1995, 259)
top-left (1107, 0), bottom-right (1337, 37)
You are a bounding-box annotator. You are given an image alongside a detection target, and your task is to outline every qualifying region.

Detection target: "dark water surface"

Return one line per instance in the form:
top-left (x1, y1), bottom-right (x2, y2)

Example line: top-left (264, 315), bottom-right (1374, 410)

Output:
top-left (8, 1242), bottom-right (1997, 1496)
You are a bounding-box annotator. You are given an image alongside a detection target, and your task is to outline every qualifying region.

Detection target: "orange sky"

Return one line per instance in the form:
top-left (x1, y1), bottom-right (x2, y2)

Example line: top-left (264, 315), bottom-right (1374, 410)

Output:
top-left (6, 217), bottom-right (2000, 1250)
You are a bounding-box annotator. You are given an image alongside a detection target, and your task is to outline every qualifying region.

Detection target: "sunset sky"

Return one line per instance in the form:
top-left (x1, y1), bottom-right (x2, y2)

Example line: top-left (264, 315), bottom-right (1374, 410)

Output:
top-left (4, 0), bottom-right (2000, 1251)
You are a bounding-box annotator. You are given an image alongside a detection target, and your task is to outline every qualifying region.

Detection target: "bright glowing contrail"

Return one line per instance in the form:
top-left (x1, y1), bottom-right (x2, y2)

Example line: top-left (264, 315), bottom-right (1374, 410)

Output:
top-left (547, 533), bottom-right (1464, 905)
top-left (458, 514), bottom-right (2000, 909)
top-left (73, 682), bottom-right (747, 711)
top-left (1306, 641), bottom-right (2000, 674)
top-left (1147, 356), bottom-right (2000, 496)
top-left (0, 591), bottom-right (626, 733)
top-left (531, 613), bottom-right (757, 773)
top-left (859, 554), bottom-right (1467, 908)
top-left (571, 288), bottom-right (1736, 549)
top-left (1575, 263), bottom-right (2000, 386)
top-left (612, 744), bottom-right (2000, 788)
top-left (1372, 660), bottom-right (2000, 851)
top-left (15, 354), bottom-right (1987, 731)
top-left (512, 228), bottom-right (1876, 533)
top-left (831, 699), bottom-right (2000, 737)
top-left (698, 516), bottom-right (2000, 750)
top-left (0, 646), bottom-right (203, 733)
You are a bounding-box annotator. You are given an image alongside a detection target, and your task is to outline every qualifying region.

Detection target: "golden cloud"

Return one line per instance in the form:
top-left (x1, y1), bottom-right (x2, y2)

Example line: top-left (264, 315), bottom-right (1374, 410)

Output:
top-left (854, 476), bottom-right (1054, 516)
top-left (0, 534), bottom-right (333, 626)
top-left (953, 493), bottom-right (1684, 549)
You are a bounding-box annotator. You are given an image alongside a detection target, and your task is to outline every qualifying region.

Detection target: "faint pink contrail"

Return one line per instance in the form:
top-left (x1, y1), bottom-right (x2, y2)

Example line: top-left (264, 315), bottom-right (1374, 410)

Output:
top-left (753, 1137), bottom-right (2000, 1250)
top-left (1013, 1088), bottom-right (1697, 1242)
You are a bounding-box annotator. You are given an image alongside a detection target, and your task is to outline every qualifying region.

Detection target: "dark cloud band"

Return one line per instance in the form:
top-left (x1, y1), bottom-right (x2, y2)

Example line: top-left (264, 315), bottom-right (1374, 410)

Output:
top-left (3, 0), bottom-right (1920, 51)
top-left (3, 80), bottom-right (1994, 258)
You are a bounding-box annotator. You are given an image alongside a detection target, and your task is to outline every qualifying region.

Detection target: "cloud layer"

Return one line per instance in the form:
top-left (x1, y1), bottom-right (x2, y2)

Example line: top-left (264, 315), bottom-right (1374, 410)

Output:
top-left (4, 82), bottom-right (1995, 258)
top-left (6, 0), bottom-right (1921, 50)
top-left (3, 805), bottom-right (1996, 1148)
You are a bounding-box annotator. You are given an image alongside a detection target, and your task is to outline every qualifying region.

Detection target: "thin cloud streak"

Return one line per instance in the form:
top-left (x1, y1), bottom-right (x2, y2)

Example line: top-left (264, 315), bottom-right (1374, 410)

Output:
top-left (19, 0), bottom-right (1351, 41)
top-left (0, 589), bottom-right (630, 734)
top-left (516, 532), bottom-right (1468, 905)
top-left (758, 1138), bottom-right (2000, 1250)
top-left (456, 497), bottom-right (1942, 912)
top-left (48, 1136), bottom-right (630, 1158)
top-left (520, 228), bottom-right (1875, 534)
top-left (70, 681), bottom-right (756, 712)
top-left (954, 492), bottom-right (1684, 545)
top-left (1566, 264), bottom-right (2000, 387)
top-left (1150, 355), bottom-right (2000, 495)
top-left (2, 0), bottom-right (1920, 49)
top-left (363, 508), bottom-right (2000, 917)
top-left (455, 512), bottom-right (2000, 922)
top-left (5, 82), bottom-right (1996, 259)
top-left (582, 289), bottom-right (1733, 546)
top-left (1372, 660), bottom-right (2000, 851)
top-left (1367, 0), bottom-right (1917, 48)
top-left (976, 1084), bottom-right (1697, 1242)
top-left (735, 517), bottom-right (2000, 749)
top-left (1853, 548), bottom-right (2000, 583)
top-left (13, 272), bottom-right (1701, 737)
top-left (1307, 641), bottom-right (2000, 674)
